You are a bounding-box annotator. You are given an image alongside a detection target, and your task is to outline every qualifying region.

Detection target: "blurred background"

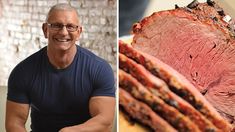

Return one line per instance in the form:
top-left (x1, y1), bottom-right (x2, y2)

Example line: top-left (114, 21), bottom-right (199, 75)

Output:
top-left (0, 0), bottom-right (116, 131)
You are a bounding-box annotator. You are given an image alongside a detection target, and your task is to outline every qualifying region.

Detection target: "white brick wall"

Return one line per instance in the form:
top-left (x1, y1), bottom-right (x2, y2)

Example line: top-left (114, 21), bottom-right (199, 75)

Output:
top-left (0, 0), bottom-right (117, 86)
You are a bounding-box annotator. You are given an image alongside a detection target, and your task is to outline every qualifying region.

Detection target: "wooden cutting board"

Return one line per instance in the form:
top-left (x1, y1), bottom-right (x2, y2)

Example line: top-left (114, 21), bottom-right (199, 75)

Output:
top-left (119, 111), bottom-right (151, 132)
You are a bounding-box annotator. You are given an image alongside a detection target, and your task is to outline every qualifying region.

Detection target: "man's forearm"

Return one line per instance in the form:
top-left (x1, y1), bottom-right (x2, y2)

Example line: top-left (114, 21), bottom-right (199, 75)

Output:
top-left (6, 124), bottom-right (27, 132)
top-left (60, 114), bottom-right (114, 132)
top-left (59, 97), bottom-right (116, 132)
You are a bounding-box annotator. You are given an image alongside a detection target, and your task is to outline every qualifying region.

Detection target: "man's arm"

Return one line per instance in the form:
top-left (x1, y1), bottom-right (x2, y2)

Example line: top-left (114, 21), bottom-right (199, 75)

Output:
top-left (60, 96), bottom-right (116, 132)
top-left (5, 100), bottom-right (30, 132)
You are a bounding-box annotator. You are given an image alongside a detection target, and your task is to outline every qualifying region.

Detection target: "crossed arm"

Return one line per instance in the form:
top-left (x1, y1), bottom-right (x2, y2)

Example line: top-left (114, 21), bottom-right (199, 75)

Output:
top-left (59, 96), bottom-right (116, 132)
top-left (5, 96), bottom-right (116, 132)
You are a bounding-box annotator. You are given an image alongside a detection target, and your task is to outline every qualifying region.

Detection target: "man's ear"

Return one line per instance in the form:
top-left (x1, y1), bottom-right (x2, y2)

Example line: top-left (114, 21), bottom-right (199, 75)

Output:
top-left (76, 27), bottom-right (83, 41)
top-left (42, 23), bottom-right (48, 38)
top-left (79, 26), bottom-right (83, 33)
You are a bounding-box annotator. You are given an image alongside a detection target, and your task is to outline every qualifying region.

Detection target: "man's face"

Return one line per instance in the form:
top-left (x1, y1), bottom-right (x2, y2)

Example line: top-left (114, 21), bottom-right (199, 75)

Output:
top-left (43, 10), bottom-right (81, 51)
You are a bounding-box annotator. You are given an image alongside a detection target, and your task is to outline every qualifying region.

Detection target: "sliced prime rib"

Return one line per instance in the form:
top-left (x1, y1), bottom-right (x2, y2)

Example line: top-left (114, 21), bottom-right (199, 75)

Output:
top-left (119, 40), bottom-right (232, 131)
top-left (131, 0), bottom-right (235, 127)
top-left (119, 50), bottom-right (218, 131)
top-left (119, 69), bottom-right (200, 131)
top-left (119, 88), bottom-right (177, 132)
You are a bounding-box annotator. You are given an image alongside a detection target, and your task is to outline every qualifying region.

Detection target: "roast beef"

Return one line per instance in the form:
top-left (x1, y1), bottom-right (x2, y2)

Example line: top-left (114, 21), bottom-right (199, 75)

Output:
top-left (131, 0), bottom-right (235, 126)
top-left (119, 69), bottom-right (200, 131)
top-left (119, 46), bottom-right (218, 131)
top-left (119, 40), bottom-right (232, 131)
top-left (119, 88), bottom-right (177, 132)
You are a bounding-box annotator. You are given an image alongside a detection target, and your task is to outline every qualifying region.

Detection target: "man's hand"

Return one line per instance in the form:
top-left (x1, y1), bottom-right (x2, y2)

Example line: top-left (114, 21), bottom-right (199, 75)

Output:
top-left (59, 126), bottom-right (76, 132)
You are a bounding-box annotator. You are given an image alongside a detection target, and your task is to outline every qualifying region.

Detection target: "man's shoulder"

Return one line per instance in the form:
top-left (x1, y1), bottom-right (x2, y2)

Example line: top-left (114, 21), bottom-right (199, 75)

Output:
top-left (8, 47), bottom-right (46, 86)
top-left (12, 47), bottom-right (46, 73)
top-left (25, 46), bottom-right (46, 61)
top-left (77, 45), bottom-right (107, 64)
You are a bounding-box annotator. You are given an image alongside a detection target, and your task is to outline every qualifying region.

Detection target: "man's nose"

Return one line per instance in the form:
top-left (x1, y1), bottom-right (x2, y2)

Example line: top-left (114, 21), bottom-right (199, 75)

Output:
top-left (58, 26), bottom-right (69, 35)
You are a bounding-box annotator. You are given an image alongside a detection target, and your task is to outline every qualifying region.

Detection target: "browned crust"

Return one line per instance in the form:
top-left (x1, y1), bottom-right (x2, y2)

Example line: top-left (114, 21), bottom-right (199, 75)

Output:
top-left (185, 2), bottom-right (235, 38)
top-left (119, 88), bottom-right (177, 132)
top-left (132, 2), bottom-right (235, 40)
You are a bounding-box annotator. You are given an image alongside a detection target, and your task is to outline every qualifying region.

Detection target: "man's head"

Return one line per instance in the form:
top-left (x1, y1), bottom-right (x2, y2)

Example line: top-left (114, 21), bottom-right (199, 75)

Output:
top-left (42, 3), bottom-right (82, 51)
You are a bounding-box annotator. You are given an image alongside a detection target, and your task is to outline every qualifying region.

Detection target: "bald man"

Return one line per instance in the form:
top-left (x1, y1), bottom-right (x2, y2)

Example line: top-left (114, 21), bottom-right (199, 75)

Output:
top-left (6, 3), bottom-right (115, 132)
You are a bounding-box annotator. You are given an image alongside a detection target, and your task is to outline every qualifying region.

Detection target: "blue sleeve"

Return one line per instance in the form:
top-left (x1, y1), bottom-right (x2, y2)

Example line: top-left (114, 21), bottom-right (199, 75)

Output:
top-left (7, 64), bottom-right (30, 104)
top-left (91, 61), bottom-right (116, 97)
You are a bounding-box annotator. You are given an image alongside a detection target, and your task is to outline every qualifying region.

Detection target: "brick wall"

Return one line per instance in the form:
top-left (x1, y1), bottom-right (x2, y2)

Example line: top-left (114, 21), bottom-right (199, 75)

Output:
top-left (0, 1), bottom-right (2, 18)
top-left (0, 0), bottom-right (117, 86)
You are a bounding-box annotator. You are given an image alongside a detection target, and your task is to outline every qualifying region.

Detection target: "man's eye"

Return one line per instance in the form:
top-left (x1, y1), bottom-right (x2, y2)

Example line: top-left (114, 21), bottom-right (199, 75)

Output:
top-left (52, 24), bottom-right (62, 28)
top-left (67, 25), bottom-right (75, 29)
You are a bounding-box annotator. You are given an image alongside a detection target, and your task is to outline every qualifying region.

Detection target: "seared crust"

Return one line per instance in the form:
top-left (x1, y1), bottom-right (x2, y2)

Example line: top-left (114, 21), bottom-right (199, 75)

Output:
top-left (184, 2), bottom-right (235, 38)
top-left (119, 88), bottom-right (177, 132)
top-left (133, 2), bottom-right (235, 40)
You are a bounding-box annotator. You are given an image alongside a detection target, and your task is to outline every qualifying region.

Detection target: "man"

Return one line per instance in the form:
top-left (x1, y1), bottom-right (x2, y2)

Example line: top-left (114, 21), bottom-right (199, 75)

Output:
top-left (5, 3), bottom-right (116, 132)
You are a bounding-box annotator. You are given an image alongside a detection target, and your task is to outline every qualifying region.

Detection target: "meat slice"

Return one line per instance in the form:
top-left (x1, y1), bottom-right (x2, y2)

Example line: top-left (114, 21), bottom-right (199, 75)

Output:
top-left (119, 88), bottom-right (177, 132)
top-left (119, 40), bottom-right (232, 131)
top-left (119, 51), bottom-right (218, 131)
top-left (131, 1), bottom-right (235, 128)
top-left (119, 69), bottom-right (200, 131)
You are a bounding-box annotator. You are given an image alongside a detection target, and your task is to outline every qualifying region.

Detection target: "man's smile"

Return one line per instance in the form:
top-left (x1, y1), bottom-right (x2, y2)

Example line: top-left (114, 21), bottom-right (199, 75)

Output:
top-left (54, 38), bottom-right (71, 43)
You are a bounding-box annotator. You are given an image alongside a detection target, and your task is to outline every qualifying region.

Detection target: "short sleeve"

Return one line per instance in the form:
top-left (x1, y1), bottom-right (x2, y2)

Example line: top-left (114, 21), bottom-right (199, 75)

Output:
top-left (91, 61), bottom-right (116, 97)
top-left (7, 64), bottom-right (30, 104)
